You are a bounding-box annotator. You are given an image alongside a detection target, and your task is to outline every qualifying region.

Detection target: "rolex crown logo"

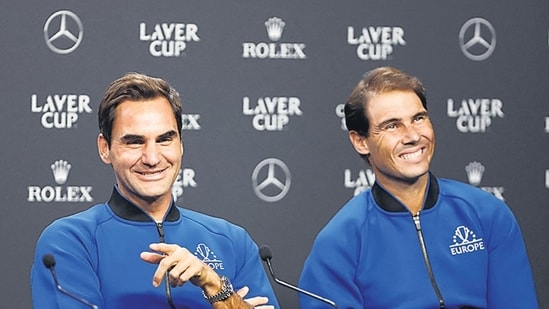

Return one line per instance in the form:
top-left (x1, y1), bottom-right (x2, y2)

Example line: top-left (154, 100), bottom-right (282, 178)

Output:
top-left (465, 161), bottom-right (484, 186)
top-left (265, 17), bottom-right (285, 41)
top-left (51, 159), bottom-right (71, 185)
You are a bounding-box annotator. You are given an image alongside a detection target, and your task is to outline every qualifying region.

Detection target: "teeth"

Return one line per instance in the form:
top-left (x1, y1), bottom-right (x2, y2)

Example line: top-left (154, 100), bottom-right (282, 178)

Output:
top-left (401, 149), bottom-right (422, 160)
top-left (140, 170), bottom-right (162, 175)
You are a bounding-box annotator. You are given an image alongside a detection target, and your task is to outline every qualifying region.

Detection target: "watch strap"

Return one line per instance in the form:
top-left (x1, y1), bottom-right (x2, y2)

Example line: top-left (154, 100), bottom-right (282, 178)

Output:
top-left (202, 276), bottom-right (234, 304)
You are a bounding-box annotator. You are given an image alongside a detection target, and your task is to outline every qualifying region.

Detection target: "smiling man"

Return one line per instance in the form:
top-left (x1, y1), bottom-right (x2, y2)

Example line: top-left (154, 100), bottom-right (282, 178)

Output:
top-left (298, 67), bottom-right (538, 308)
top-left (31, 73), bottom-right (279, 309)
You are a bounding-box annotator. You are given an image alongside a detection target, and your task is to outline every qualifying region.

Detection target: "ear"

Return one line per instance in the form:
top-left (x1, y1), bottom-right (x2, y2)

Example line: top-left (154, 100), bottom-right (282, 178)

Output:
top-left (349, 130), bottom-right (370, 156)
top-left (97, 133), bottom-right (111, 164)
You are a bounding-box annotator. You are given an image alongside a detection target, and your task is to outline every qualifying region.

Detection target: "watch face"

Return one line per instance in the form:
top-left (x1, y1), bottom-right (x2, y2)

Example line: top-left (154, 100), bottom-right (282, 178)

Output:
top-left (203, 276), bottom-right (234, 304)
top-left (225, 278), bottom-right (233, 290)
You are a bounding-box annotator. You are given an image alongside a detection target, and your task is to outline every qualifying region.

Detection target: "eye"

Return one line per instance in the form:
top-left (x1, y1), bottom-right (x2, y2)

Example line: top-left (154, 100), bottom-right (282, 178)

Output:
top-left (157, 131), bottom-right (179, 144)
top-left (158, 137), bottom-right (173, 144)
top-left (126, 138), bottom-right (144, 145)
top-left (384, 122), bottom-right (398, 130)
top-left (413, 113), bottom-right (428, 122)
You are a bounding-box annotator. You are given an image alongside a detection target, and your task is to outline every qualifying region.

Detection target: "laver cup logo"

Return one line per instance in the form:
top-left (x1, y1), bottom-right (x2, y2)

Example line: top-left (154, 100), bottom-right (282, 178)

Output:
top-left (27, 160), bottom-right (94, 203)
top-left (446, 98), bottom-right (504, 133)
top-left (171, 168), bottom-right (197, 202)
top-left (31, 94), bottom-right (93, 129)
top-left (243, 96), bottom-right (303, 131)
top-left (346, 25), bottom-right (406, 60)
top-left (139, 22), bottom-right (200, 57)
top-left (344, 168), bottom-right (375, 196)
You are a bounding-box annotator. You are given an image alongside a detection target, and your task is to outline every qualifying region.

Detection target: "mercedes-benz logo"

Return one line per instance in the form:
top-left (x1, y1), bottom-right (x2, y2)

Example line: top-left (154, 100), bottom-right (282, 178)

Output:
top-left (252, 158), bottom-right (291, 203)
top-left (459, 17), bottom-right (496, 61)
top-left (44, 10), bottom-right (83, 54)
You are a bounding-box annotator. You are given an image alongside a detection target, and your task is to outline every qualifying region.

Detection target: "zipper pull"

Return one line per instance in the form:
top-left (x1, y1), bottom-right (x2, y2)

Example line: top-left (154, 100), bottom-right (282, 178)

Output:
top-left (412, 213), bottom-right (421, 231)
top-left (156, 222), bottom-right (165, 242)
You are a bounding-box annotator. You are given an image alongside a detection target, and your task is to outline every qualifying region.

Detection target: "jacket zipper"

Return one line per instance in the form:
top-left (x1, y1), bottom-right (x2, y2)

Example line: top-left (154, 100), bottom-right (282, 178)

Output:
top-left (155, 222), bottom-right (176, 309)
top-left (412, 213), bottom-right (445, 309)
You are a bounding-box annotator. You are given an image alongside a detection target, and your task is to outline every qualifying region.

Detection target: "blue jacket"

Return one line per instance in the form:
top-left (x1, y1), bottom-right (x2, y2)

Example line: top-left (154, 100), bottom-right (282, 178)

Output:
top-left (299, 174), bottom-right (537, 308)
top-left (31, 187), bottom-right (279, 309)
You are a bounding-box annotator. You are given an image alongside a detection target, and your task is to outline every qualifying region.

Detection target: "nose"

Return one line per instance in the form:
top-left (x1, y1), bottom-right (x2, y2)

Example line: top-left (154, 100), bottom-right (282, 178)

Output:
top-left (402, 124), bottom-right (421, 144)
top-left (141, 142), bottom-right (161, 166)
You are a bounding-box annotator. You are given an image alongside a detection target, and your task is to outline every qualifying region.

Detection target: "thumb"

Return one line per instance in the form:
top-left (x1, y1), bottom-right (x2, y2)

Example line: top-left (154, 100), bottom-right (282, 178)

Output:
top-left (236, 286), bottom-right (250, 298)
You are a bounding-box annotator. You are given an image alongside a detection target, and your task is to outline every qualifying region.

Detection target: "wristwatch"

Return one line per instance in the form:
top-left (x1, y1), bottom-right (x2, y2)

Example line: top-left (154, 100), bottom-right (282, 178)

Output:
top-left (203, 276), bottom-right (234, 304)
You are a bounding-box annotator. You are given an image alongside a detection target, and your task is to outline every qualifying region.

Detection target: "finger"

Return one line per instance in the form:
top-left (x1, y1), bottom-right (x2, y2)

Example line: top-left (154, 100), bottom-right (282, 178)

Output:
top-left (244, 296), bottom-right (269, 306)
top-left (236, 286), bottom-right (250, 298)
top-left (140, 251), bottom-right (175, 287)
top-left (151, 245), bottom-right (193, 287)
top-left (140, 251), bottom-right (165, 264)
top-left (169, 261), bottom-right (202, 287)
top-left (148, 243), bottom-right (179, 255)
top-left (149, 254), bottom-right (180, 287)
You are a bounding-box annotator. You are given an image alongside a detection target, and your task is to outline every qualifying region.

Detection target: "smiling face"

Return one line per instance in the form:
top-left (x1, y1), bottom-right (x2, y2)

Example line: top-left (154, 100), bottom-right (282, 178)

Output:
top-left (98, 97), bottom-right (183, 212)
top-left (350, 90), bottom-right (435, 188)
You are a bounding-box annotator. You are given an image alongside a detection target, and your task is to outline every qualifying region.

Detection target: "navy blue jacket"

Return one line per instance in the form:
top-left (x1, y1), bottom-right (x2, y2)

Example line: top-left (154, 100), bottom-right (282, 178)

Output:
top-left (299, 174), bottom-right (537, 308)
top-left (32, 187), bottom-right (279, 309)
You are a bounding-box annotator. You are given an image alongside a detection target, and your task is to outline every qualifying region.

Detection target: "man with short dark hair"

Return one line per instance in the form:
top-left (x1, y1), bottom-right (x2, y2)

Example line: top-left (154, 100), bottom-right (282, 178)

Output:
top-left (299, 67), bottom-right (538, 308)
top-left (31, 72), bottom-right (279, 309)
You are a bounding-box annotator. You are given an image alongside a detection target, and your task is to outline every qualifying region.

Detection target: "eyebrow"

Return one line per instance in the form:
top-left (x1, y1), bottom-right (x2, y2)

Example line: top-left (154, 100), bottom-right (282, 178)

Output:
top-left (120, 130), bottom-right (178, 143)
top-left (157, 130), bottom-right (178, 140)
top-left (376, 111), bottom-right (428, 128)
top-left (377, 117), bottom-right (400, 129)
top-left (120, 134), bottom-right (143, 143)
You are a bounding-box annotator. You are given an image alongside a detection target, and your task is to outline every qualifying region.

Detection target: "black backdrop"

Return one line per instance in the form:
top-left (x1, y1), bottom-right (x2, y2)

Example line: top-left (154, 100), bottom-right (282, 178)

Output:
top-left (1, 1), bottom-right (548, 308)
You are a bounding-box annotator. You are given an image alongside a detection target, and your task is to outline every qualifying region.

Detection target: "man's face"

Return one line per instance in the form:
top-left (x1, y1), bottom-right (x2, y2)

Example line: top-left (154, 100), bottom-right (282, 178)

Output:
top-left (98, 97), bottom-right (183, 209)
top-left (360, 90), bottom-right (435, 186)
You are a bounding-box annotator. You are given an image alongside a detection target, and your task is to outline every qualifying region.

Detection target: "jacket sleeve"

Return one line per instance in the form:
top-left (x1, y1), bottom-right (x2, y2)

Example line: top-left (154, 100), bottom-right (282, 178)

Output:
top-left (298, 222), bottom-right (364, 309)
top-left (30, 217), bottom-right (102, 309)
top-left (483, 200), bottom-right (538, 308)
top-left (231, 228), bottom-right (281, 309)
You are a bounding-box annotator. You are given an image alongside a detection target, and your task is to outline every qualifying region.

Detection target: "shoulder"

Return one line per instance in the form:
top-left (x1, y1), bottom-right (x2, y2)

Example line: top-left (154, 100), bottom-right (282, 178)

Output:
top-left (35, 204), bottom-right (112, 258)
top-left (435, 177), bottom-right (513, 224)
top-left (177, 207), bottom-right (249, 238)
top-left (437, 177), bottom-right (504, 205)
top-left (41, 203), bottom-right (112, 236)
top-left (317, 190), bottom-right (373, 238)
top-left (335, 190), bottom-right (372, 219)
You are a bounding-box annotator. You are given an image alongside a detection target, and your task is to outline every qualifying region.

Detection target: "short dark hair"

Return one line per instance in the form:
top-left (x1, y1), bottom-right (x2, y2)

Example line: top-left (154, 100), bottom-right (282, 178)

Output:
top-left (97, 72), bottom-right (183, 145)
top-left (344, 66), bottom-right (427, 137)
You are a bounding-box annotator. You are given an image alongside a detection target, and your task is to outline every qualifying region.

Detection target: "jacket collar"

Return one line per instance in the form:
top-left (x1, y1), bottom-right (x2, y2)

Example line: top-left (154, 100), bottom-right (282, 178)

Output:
top-left (371, 173), bottom-right (439, 213)
top-left (107, 186), bottom-right (180, 222)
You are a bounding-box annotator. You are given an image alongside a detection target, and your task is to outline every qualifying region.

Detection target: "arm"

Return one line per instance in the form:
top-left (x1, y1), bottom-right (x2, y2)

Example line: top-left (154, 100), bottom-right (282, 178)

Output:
top-left (141, 243), bottom-right (274, 308)
top-left (484, 201), bottom-right (538, 308)
top-left (31, 218), bottom-right (102, 309)
top-left (298, 226), bottom-right (363, 308)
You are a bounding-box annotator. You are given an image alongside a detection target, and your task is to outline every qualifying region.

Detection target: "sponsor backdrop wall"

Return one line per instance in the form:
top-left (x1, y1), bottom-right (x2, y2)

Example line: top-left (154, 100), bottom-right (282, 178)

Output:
top-left (1, 1), bottom-right (548, 308)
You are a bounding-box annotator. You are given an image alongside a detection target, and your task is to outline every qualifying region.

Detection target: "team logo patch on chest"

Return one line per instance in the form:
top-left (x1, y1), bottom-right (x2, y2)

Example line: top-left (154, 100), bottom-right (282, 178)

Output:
top-left (449, 225), bottom-right (485, 255)
top-left (194, 243), bottom-right (224, 270)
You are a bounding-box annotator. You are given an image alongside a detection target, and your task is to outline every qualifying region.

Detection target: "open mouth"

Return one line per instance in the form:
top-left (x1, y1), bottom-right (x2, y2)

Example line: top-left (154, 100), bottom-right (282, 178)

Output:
top-left (137, 167), bottom-right (167, 177)
top-left (400, 148), bottom-right (424, 161)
